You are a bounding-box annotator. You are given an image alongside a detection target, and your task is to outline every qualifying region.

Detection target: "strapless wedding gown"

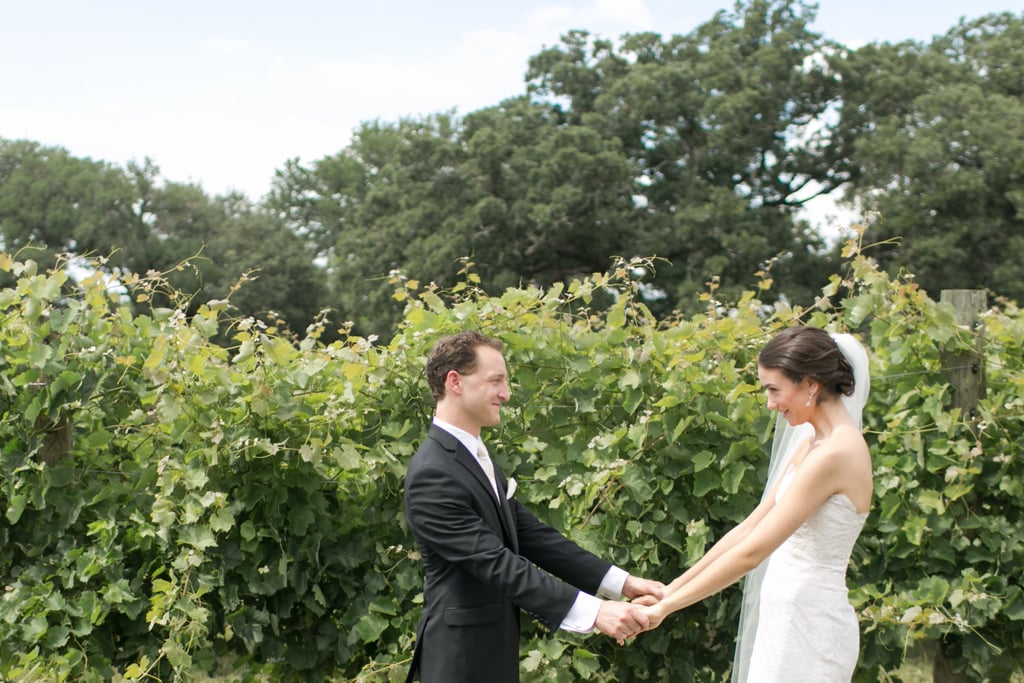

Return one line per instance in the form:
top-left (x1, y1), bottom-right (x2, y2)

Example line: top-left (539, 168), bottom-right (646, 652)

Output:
top-left (746, 469), bottom-right (868, 681)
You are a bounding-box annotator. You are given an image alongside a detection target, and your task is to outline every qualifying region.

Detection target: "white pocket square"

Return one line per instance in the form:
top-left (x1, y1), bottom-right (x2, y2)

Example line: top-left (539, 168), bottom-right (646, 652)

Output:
top-left (506, 478), bottom-right (517, 499)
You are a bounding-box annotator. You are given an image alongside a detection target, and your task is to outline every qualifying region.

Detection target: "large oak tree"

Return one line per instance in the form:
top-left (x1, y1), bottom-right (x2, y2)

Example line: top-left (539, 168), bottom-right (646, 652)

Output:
top-left (831, 11), bottom-right (1024, 303)
top-left (270, 0), bottom-right (843, 334)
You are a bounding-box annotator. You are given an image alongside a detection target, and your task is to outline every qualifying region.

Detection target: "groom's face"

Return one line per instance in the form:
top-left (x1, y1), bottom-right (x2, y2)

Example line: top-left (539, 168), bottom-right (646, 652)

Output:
top-left (451, 345), bottom-right (511, 430)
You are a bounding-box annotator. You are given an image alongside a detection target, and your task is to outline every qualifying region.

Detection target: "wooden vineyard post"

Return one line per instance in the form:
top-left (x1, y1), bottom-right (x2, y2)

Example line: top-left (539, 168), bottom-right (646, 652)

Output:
top-left (939, 289), bottom-right (986, 419)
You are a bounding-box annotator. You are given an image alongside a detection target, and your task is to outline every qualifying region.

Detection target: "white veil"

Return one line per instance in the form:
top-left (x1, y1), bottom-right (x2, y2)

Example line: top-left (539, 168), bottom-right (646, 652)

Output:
top-left (731, 332), bottom-right (869, 682)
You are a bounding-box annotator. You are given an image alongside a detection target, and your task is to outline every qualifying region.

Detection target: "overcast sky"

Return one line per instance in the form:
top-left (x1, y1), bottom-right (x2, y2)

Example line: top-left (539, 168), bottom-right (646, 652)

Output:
top-left (2, 0), bottom-right (1020, 207)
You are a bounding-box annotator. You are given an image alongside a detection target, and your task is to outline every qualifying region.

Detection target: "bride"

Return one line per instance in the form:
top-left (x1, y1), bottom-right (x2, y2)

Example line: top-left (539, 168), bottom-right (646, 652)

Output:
top-left (635, 326), bottom-right (871, 681)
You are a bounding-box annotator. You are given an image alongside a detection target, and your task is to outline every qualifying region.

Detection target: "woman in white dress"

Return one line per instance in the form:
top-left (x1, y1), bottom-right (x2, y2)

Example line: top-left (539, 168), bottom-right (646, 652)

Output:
top-left (635, 326), bottom-right (872, 682)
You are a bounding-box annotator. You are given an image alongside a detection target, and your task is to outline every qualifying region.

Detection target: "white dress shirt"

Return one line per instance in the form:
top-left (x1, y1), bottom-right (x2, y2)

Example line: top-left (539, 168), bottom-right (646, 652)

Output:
top-left (432, 418), bottom-right (628, 632)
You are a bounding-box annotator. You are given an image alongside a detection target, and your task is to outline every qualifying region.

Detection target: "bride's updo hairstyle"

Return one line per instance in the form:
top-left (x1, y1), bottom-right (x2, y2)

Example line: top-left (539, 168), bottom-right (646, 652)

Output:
top-left (758, 326), bottom-right (855, 401)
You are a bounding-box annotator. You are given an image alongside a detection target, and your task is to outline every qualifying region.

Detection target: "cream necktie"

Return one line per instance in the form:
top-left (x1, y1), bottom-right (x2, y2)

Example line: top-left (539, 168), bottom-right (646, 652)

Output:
top-left (476, 441), bottom-right (501, 500)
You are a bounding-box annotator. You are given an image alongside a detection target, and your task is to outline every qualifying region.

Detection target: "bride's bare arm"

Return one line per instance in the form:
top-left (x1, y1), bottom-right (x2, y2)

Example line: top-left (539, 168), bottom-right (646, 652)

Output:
top-left (660, 496), bottom-right (775, 597)
top-left (656, 448), bottom-right (808, 600)
top-left (642, 445), bottom-right (852, 629)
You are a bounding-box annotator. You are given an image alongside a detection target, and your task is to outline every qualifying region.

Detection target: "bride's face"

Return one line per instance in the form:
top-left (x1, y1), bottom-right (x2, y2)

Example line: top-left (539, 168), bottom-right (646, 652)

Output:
top-left (758, 366), bottom-right (812, 425)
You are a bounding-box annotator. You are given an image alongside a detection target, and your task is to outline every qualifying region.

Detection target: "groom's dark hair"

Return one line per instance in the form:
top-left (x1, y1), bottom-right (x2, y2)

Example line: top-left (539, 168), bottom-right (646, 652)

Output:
top-left (426, 331), bottom-right (503, 402)
top-left (758, 326), bottom-right (855, 399)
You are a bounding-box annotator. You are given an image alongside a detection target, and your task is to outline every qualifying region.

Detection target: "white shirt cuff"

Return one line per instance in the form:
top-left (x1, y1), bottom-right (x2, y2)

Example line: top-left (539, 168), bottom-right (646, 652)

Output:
top-left (559, 591), bottom-right (603, 633)
top-left (558, 567), bottom-right (629, 633)
top-left (597, 565), bottom-right (629, 599)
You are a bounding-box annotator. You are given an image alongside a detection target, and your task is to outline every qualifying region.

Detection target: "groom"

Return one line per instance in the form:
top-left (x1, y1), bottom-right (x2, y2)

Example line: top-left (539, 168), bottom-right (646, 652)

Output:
top-left (403, 331), bottom-right (664, 683)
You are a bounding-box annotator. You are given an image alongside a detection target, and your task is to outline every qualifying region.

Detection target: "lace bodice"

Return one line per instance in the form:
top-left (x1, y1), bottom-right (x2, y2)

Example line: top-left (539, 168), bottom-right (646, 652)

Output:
top-left (772, 468), bottom-right (868, 578)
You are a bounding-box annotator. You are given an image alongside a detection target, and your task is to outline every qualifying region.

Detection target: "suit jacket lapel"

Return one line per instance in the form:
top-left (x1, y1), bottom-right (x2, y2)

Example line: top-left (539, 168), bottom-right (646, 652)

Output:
top-left (492, 462), bottom-right (519, 553)
top-left (431, 427), bottom-right (518, 548)
top-left (451, 445), bottom-right (497, 504)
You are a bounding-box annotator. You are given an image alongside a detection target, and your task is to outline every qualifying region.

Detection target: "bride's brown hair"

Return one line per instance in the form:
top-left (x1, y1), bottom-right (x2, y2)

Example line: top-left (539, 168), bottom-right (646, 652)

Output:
top-left (758, 326), bottom-right (855, 399)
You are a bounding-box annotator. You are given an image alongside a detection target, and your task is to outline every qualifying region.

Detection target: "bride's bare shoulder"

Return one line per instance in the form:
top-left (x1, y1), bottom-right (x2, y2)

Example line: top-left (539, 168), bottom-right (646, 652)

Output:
top-left (836, 423), bottom-right (868, 448)
top-left (819, 426), bottom-right (870, 467)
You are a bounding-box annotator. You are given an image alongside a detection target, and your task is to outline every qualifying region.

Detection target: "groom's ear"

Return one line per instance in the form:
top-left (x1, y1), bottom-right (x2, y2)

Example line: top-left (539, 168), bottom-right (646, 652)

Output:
top-left (445, 370), bottom-right (462, 395)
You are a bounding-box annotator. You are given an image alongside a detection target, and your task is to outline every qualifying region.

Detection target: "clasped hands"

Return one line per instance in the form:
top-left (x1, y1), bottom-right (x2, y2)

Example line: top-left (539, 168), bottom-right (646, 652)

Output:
top-left (594, 575), bottom-right (667, 644)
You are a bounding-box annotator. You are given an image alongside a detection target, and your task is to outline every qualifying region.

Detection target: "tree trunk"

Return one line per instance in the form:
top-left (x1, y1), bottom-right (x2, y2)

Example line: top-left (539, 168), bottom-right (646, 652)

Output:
top-left (931, 641), bottom-right (973, 683)
top-left (36, 411), bottom-right (73, 464)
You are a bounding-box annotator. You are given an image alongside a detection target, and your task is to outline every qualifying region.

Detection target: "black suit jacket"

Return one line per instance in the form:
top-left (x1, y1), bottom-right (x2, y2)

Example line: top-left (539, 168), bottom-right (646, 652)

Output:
top-left (403, 425), bottom-right (613, 683)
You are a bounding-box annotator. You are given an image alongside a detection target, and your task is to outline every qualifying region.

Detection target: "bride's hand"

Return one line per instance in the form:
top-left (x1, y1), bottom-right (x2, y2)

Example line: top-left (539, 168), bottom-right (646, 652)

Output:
top-left (631, 594), bottom-right (659, 607)
top-left (641, 602), bottom-right (666, 632)
top-left (620, 602), bottom-right (666, 643)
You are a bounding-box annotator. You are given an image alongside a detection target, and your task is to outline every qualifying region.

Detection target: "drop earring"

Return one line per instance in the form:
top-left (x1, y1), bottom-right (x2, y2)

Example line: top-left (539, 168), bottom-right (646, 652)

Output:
top-left (805, 391), bottom-right (815, 407)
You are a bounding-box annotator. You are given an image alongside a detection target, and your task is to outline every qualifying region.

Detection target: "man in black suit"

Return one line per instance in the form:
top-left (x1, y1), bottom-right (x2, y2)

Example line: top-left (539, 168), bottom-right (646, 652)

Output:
top-left (404, 330), bottom-right (665, 683)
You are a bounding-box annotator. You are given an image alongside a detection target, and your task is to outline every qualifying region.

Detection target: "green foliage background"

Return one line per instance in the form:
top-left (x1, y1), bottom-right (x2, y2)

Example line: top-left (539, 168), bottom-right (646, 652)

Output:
top-left (0, 234), bottom-right (1022, 681)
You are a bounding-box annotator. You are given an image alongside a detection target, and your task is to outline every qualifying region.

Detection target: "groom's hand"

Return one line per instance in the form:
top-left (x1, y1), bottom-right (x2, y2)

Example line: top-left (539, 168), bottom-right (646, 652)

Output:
top-left (622, 575), bottom-right (665, 602)
top-left (619, 602), bottom-right (668, 644)
top-left (594, 601), bottom-right (649, 642)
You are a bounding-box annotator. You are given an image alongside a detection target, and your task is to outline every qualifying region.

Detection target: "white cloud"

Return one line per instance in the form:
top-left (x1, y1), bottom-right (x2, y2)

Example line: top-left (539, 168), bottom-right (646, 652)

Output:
top-left (265, 26), bottom-right (546, 125)
top-left (199, 36), bottom-right (252, 56)
top-left (525, 5), bottom-right (575, 30)
top-left (0, 103), bottom-right (341, 199)
top-left (525, 0), bottom-right (655, 33)
top-left (591, 0), bottom-right (655, 28)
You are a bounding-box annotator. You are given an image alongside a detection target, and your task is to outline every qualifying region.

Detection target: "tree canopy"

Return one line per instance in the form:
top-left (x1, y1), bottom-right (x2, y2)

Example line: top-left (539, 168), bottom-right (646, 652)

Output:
top-left (831, 11), bottom-right (1024, 303)
top-left (2, 1), bottom-right (1023, 338)
top-left (0, 139), bottom-right (327, 337)
top-left (270, 0), bottom-right (846, 332)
